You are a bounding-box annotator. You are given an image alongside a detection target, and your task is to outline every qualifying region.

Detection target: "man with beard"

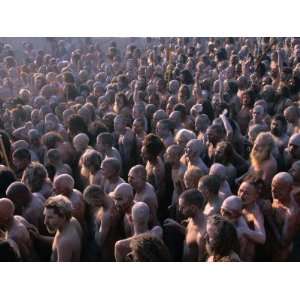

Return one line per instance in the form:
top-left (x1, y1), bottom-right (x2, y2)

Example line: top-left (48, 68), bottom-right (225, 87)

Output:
top-left (32, 195), bottom-right (82, 262)
top-left (249, 132), bottom-right (278, 188)
top-left (164, 189), bottom-right (207, 261)
top-left (270, 114), bottom-right (289, 152)
top-left (289, 160), bottom-right (300, 201)
top-left (206, 214), bottom-right (241, 262)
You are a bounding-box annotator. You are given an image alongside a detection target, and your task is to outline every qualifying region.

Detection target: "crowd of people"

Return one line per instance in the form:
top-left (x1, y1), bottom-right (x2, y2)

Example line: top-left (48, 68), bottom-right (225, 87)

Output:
top-left (0, 37), bottom-right (299, 262)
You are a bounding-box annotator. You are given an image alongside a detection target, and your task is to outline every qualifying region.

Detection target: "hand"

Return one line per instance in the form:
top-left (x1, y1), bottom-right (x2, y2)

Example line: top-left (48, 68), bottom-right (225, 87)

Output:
top-left (163, 218), bottom-right (180, 228)
top-left (220, 109), bottom-right (228, 118)
top-left (27, 224), bottom-right (40, 240)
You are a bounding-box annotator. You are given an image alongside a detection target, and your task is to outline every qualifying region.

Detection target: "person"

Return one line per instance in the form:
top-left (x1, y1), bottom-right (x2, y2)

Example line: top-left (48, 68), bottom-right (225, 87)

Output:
top-left (0, 198), bottom-right (36, 261)
top-left (284, 105), bottom-right (300, 135)
top-left (46, 148), bottom-right (72, 179)
top-left (289, 160), bottom-right (300, 200)
top-left (109, 183), bottom-right (134, 238)
top-left (209, 163), bottom-right (232, 201)
top-left (80, 149), bottom-right (103, 187)
top-left (96, 132), bottom-right (122, 164)
top-left (164, 189), bottom-right (207, 261)
top-left (206, 214), bottom-right (241, 262)
top-left (237, 180), bottom-right (266, 261)
top-left (156, 119), bottom-right (175, 148)
top-left (164, 145), bottom-right (186, 204)
top-left (185, 139), bottom-right (208, 174)
top-left (53, 174), bottom-right (85, 225)
top-left (124, 233), bottom-right (171, 262)
top-left (198, 175), bottom-right (223, 216)
top-left (0, 166), bottom-right (17, 198)
top-left (31, 195), bottom-right (82, 262)
top-left (6, 182), bottom-right (44, 230)
top-left (114, 114), bottom-right (136, 176)
top-left (270, 114), bottom-right (289, 152)
top-left (249, 104), bottom-right (268, 130)
top-left (249, 132), bottom-right (278, 188)
top-left (284, 133), bottom-right (300, 169)
top-left (101, 158), bottom-right (125, 194)
top-left (72, 133), bottom-right (90, 155)
top-left (128, 165), bottom-right (158, 226)
top-left (12, 147), bottom-right (31, 179)
top-left (183, 166), bottom-right (203, 189)
top-left (114, 202), bottom-right (162, 261)
top-left (271, 172), bottom-right (300, 261)
top-left (22, 162), bottom-right (53, 200)
top-left (83, 184), bottom-right (122, 261)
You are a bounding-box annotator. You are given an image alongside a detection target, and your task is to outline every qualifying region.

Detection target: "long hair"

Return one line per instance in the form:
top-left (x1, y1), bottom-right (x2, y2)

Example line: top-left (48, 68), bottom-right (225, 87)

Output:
top-left (206, 214), bottom-right (240, 261)
top-left (128, 233), bottom-right (171, 262)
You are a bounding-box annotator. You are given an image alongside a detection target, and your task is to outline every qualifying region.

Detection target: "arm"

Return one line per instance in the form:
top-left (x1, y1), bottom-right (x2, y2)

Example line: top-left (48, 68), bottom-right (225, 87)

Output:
top-left (95, 213), bottom-right (111, 248)
top-left (242, 209), bottom-right (266, 244)
top-left (114, 239), bottom-right (131, 262)
top-left (220, 109), bottom-right (233, 141)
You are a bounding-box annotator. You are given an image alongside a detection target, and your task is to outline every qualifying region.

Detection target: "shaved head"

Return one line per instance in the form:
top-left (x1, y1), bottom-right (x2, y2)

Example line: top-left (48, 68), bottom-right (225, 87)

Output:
top-left (54, 174), bottom-right (74, 195)
top-left (129, 165), bottom-right (147, 181)
top-left (272, 172), bottom-right (293, 186)
top-left (0, 198), bottom-right (15, 230)
top-left (132, 202), bottom-right (150, 225)
top-left (221, 196), bottom-right (243, 214)
top-left (209, 163), bottom-right (226, 181)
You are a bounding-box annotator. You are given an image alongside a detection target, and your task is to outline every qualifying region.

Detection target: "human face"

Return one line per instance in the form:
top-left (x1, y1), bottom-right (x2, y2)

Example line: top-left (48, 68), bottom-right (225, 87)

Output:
top-left (288, 140), bottom-right (300, 159)
top-left (238, 182), bottom-right (257, 206)
top-left (221, 206), bottom-right (240, 222)
top-left (156, 123), bottom-right (167, 138)
top-left (270, 119), bottom-right (283, 137)
top-left (44, 208), bottom-right (63, 234)
top-left (207, 128), bottom-right (219, 145)
top-left (252, 107), bottom-right (263, 123)
top-left (128, 170), bottom-right (143, 190)
top-left (133, 120), bottom-right (144, 135)
top-left (0, 211), bottom-right (12, 231)
top-left (101, 161), bottom-right (114, 179)
top-left (178, 198), bottom-right (194, 218)
top-left (114, 118), bottom-right (125, 135)
top-left (12, 156), bottom-right (27, 172)
top-left (289, 163), bottom-right (300, 182)
top-left (111, 191), bottom-right (130, 213)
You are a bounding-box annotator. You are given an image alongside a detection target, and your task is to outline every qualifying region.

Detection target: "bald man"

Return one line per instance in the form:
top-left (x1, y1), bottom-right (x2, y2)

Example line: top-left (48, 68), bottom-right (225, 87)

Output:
top-left (53, 174), bottom-right (85, 225)
top-left (289, 160), bottom-right (300, 202)
top-left (271, 172), bottom-right (300, 261)
top-left (101, 158), bottom-right (125, 194)
top-left (284, 105), bottom-right (300, 135)
top-left (0, 198), bottom-right (36, 261)
top-left (221, 195), bottom-right (250, 260)
top-left (209, 163), bottom-right (232, 201)
top-left (114, 202), bottom-right (163, 261)
top-left (164, 145), bottom-right (186, 205)
top-left (128, 165), bottom-right (158, 226)
top-left (185, 139), bottom-right (208, 174)
top-left (83, 185), bottom-right (123, 261)
top-left (72, 133), bottom-right (91, 155)
top-left (284, 133), bottom-right (300, 169)
top-left (6, 182), bottom-right (44, 231)
top-left (109, 183), bottom-right (134, 238)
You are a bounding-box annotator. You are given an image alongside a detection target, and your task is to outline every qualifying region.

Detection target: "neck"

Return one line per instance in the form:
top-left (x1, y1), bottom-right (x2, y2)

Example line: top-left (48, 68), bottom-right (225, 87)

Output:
top-left (133, 222), bottom-right (148, 235)
top-left (108, 175), bottom-right (120, 184)
top-left (57, 220), bottom-right (68, 233)
top-left (135, 182), bottom-right (146, 193)
top-left (192, 211), bottom-right (205, 225)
